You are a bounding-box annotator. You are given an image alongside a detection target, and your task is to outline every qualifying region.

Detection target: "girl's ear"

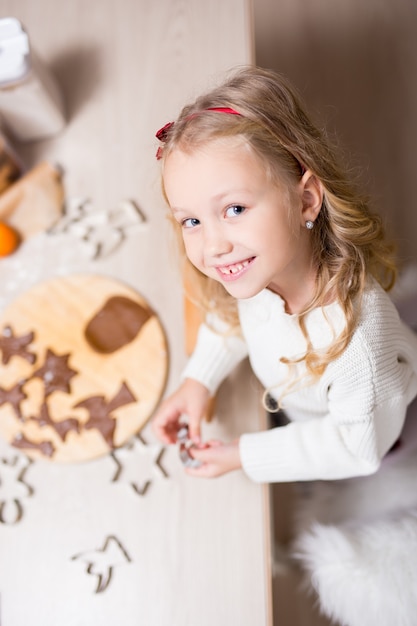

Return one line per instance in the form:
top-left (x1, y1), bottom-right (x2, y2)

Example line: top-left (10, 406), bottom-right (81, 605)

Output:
top-left (299, 170), bottom-right (323, 226)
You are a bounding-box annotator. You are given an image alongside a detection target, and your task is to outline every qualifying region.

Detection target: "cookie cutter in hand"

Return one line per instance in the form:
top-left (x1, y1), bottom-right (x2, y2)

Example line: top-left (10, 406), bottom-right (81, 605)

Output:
top-left (177, 424), bottom-right (202, 469)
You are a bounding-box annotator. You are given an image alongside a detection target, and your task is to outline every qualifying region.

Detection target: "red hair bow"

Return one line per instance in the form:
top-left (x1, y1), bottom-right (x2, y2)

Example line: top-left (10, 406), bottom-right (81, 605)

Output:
top-left (155, 121), bottom-right (174, 142)
top-left (155, 107), bottom-right (241, 159)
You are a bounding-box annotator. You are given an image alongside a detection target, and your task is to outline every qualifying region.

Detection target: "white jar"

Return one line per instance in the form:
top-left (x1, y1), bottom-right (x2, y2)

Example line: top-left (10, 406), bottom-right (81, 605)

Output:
top-left (0, 17), bottom-right (66, 142)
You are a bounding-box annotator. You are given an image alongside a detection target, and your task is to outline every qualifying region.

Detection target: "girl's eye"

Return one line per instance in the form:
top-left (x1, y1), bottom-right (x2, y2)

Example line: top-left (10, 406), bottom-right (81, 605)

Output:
top-left (182, 217), bottom-right (200, 229)
top-left (225, 205), bottom-right (246, 218)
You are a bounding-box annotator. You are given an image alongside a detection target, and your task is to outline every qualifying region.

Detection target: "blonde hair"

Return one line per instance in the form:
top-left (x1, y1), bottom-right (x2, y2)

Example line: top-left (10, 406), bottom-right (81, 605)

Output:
top-left (158, 66), bottom-right (397, 395)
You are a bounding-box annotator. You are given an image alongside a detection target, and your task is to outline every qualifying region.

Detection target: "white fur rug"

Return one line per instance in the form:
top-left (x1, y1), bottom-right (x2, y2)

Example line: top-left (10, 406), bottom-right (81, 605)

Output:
top-left (292, 443), bottom-right (417, 626)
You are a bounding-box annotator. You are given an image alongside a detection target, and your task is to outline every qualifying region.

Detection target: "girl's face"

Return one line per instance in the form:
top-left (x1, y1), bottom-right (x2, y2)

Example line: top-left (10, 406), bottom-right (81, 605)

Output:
top-left (163, 138), bottom-right (320, 308)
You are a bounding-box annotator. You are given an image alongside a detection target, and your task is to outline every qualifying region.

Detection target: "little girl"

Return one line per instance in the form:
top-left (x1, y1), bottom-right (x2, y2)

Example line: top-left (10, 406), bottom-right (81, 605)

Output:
top-left (152, 66), bottom-right (417, 483)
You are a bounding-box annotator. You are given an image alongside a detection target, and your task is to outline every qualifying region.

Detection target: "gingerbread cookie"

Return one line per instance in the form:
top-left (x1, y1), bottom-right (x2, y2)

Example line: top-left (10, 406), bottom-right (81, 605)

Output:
top-left (0, 274), bottom-right (168, 462)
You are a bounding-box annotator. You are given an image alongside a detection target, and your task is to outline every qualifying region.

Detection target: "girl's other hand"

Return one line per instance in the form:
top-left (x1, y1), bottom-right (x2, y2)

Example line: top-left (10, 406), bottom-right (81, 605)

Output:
top-left (185, 439), bottom-right (242, 478)
top-left (152, 378), bottom-right (211, 445)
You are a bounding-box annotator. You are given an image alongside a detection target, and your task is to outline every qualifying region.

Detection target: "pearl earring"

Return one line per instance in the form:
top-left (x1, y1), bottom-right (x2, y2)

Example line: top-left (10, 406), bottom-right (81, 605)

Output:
top-left (305, 220), bottom-right (314, 230)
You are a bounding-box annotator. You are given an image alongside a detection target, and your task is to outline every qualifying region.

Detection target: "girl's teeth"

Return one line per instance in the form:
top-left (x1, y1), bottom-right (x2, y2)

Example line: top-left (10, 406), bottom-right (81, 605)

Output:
top-left (220, 260), bottom-right (249, 274)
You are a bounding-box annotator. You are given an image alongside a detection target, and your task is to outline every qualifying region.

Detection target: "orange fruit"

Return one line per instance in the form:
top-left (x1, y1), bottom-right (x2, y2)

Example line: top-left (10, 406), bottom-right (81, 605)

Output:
top-left (0, 221), bottom-right (20, 256)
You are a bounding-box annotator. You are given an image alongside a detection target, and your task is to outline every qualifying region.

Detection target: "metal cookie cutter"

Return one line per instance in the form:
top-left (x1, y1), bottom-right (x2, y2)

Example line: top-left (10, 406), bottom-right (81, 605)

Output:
top-left (177, 424), bottom-right (202, 469)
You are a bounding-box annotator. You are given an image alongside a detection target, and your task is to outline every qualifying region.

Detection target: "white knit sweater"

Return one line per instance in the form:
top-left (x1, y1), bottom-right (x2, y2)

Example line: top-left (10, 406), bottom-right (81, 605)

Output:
top-left (182, 281), bottom-right (417, 483)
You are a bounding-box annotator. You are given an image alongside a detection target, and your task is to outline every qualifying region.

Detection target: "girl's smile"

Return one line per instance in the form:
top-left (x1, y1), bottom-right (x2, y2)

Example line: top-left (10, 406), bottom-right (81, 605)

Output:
top-left (215, 256), bottom-right (256, 281)
top-left (163, 138), bottom-right (321, 311)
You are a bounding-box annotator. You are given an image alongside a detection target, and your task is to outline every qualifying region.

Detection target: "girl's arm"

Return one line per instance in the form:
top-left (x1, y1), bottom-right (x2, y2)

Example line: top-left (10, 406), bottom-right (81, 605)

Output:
top-left (153, 315), bottom-right (248, 444)
top-left (181, 316), bottom-right (249, 396)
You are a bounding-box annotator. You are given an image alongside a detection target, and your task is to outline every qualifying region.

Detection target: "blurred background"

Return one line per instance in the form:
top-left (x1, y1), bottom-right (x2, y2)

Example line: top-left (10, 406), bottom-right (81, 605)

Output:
top-left (255, 0), bottom-right (417, 267)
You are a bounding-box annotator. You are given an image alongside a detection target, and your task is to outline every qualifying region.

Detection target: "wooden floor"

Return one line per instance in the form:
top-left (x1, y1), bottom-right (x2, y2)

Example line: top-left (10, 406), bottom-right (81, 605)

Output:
top-left (271, 483), bottom-right (333, 626)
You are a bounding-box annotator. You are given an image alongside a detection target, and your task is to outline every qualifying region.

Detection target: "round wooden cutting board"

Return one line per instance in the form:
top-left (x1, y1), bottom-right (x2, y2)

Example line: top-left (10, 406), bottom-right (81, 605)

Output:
top-left (0, 274), bottom-right (169, 462)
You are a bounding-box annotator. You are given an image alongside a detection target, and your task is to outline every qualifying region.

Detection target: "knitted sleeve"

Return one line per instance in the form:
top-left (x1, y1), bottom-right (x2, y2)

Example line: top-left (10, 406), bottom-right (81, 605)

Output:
top-left (181, 315), bottom-right (249, 395)
top-left (239, 372), bottom-right (413, 483)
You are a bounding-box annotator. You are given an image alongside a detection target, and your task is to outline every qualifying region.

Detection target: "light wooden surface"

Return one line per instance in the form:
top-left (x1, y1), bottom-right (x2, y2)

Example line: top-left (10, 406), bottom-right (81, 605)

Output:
top-left (0, 2), bottom-right (273, 625)
top-left (0, 274), bottom-right (168, 462)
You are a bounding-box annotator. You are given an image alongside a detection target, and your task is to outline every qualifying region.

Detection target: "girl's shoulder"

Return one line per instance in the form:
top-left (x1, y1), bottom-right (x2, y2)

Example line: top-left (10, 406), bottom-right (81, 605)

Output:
top-left (359, 279), bottom-right (402, 329)
top-left (326, 281), bottom-right (417, 400)
top-left (342, 279), bottom-right (416, 365)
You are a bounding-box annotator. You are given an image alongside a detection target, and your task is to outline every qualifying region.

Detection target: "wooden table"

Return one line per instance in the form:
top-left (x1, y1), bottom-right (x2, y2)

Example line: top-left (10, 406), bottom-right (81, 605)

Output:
top-left (0, 1), bottom-right (273, 625)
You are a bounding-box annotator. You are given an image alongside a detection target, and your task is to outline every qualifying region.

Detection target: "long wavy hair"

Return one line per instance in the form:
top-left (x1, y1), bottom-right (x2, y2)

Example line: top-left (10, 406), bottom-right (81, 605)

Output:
top-left (157, 66), bottom-right (397, 395)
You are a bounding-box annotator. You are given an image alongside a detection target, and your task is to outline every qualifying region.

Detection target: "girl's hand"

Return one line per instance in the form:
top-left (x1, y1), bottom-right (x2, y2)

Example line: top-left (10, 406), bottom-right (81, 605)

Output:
top-left (185, 439), bottom-right (242, 478)
top-left (152, 378), bottom-right (211, 445)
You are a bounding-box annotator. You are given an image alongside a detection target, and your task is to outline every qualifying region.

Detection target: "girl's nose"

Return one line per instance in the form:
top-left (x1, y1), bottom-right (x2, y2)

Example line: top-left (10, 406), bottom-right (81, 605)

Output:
top-left (204, 225), bottom-right (233, 258)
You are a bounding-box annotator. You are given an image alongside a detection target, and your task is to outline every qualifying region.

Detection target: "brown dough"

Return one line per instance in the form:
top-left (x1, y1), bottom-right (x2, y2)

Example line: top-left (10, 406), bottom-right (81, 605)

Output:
top-left (85, 296), bottom-right (153, 354)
